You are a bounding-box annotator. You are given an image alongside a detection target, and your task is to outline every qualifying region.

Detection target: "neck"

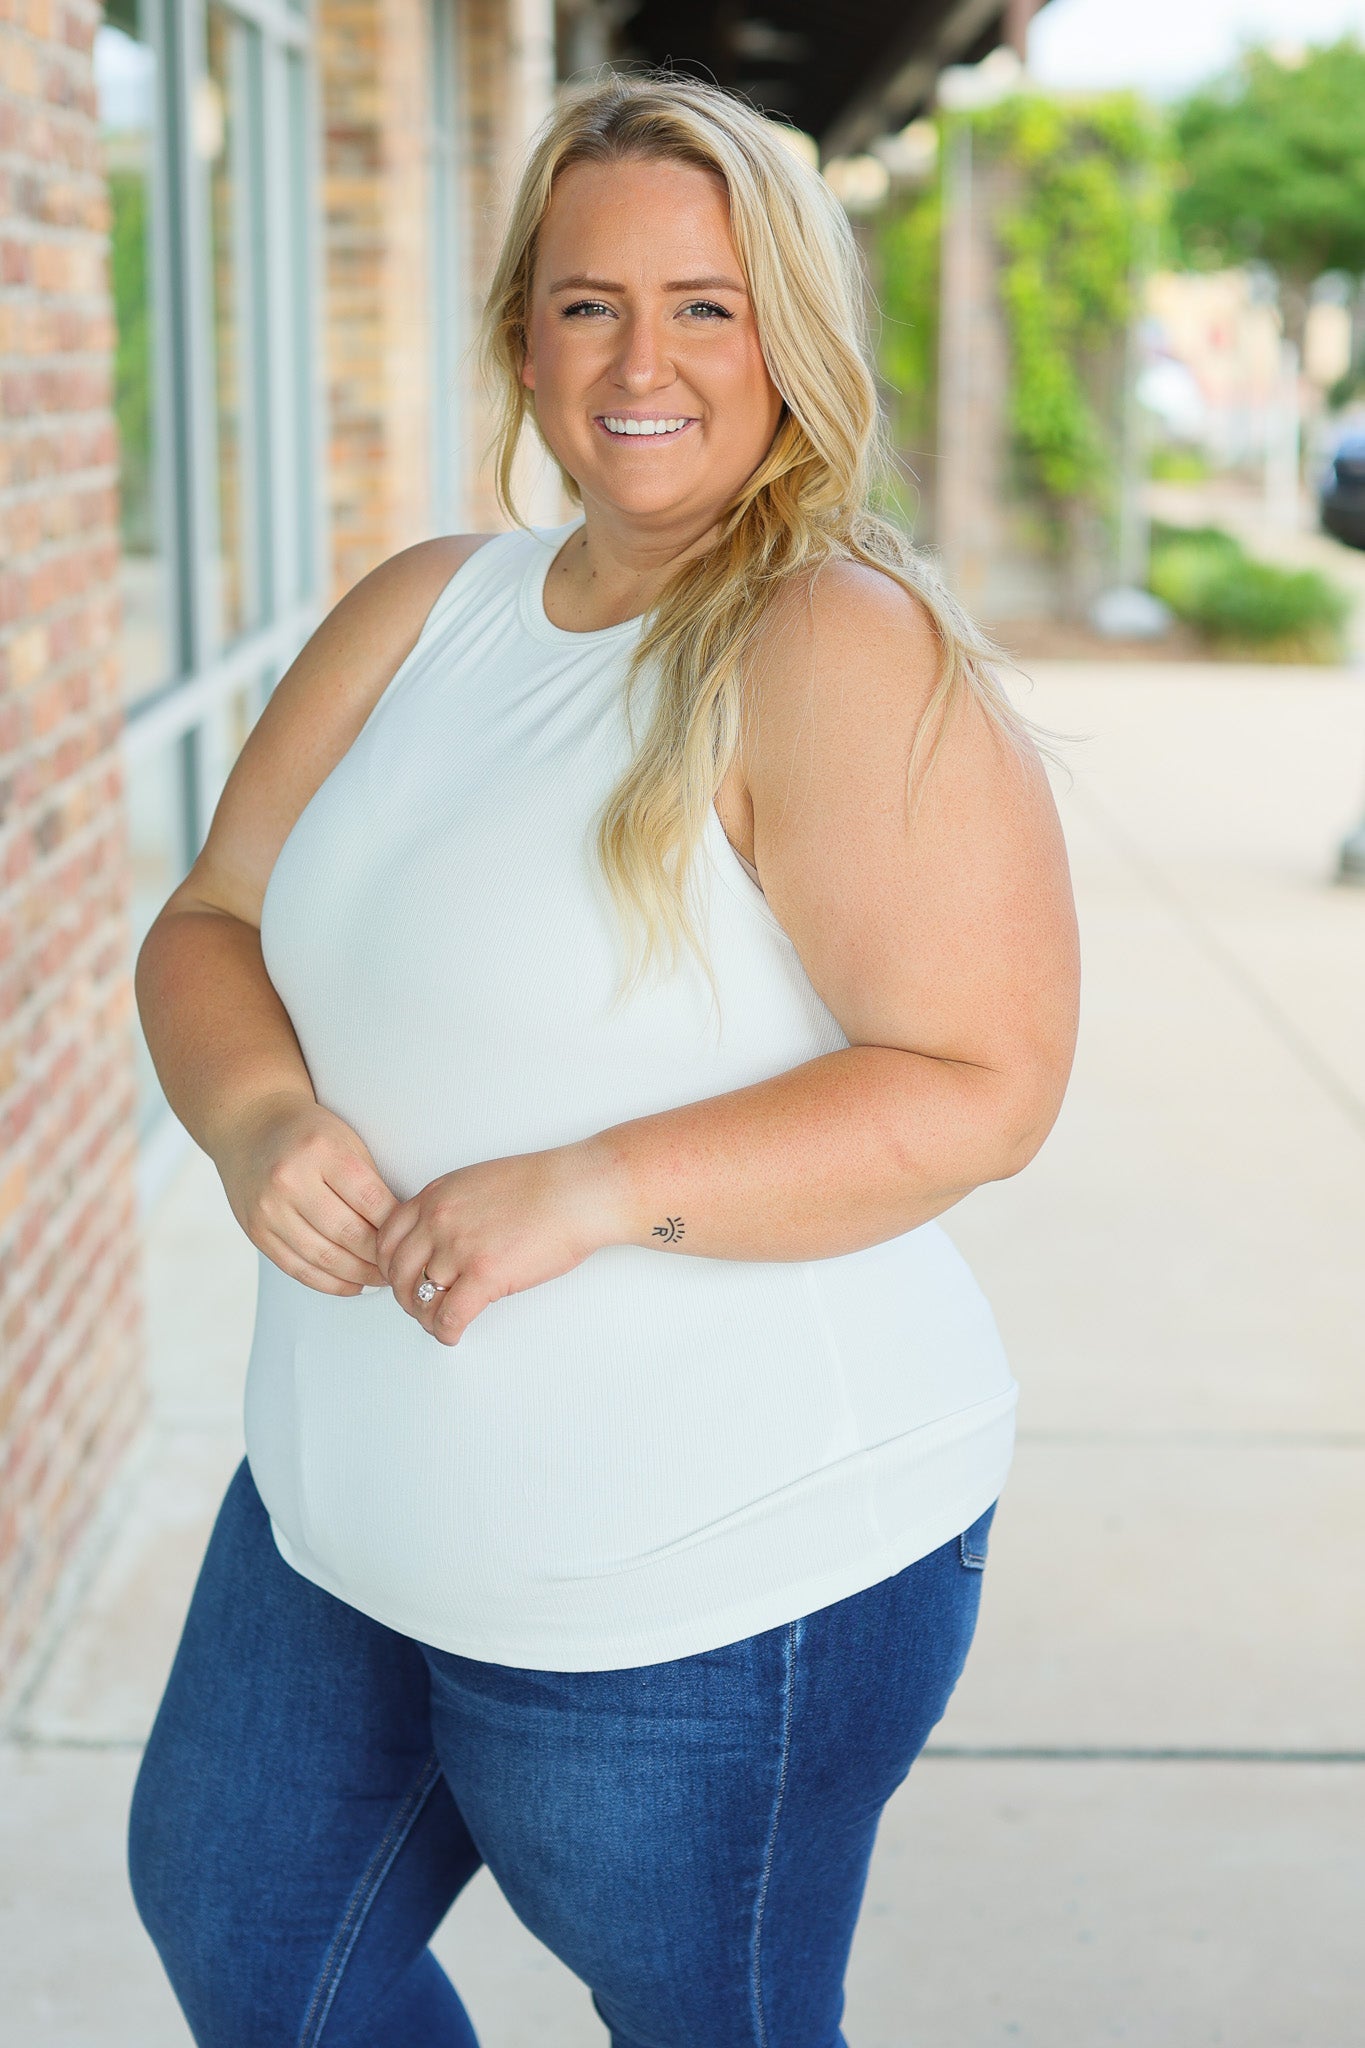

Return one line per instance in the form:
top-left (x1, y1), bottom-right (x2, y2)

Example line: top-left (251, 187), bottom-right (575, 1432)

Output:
top-left (545, 498), bottom-right (722, 631)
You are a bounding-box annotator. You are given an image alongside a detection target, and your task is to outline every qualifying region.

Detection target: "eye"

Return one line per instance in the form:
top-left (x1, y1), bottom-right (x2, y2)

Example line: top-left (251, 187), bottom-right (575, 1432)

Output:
top-left (560, 298), bottom-right (614, 319)
top-left (681, 300), bottom-right (732, 320)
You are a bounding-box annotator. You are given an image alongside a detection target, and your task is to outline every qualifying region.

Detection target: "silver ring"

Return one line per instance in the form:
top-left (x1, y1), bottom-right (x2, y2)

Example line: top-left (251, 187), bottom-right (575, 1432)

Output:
top-left (415, 1269), bottom-right (448, 1305)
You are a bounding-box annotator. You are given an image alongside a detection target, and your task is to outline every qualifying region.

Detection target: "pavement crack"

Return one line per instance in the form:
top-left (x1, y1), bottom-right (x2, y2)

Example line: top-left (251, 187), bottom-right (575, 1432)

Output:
top-left (924, 1745), bottom-right (1365, 1763)
top-left (1016, 1429), bottom-right (1365, 1447)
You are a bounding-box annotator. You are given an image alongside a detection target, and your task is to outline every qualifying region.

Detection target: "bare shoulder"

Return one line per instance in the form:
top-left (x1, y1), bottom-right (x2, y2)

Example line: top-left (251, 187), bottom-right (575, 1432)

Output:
top-left (742, 553), bottom-right (1023, 809)
top-left (754, 555), bottom-right (939, 670)
top-left (166, 533), bottom-right (497, 929)
top-left (738, 553), bottom-right (1077, 1092)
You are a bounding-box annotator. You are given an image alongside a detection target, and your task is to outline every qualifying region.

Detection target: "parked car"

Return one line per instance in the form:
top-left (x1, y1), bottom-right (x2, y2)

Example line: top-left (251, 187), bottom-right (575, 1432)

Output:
top-left (1320, 432), bottom-right (1365, 550)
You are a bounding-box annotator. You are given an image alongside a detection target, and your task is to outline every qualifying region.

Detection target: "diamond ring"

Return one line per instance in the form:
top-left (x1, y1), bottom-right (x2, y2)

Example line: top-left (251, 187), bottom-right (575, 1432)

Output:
top-left (415, 1270), bottom-right (448, 1306)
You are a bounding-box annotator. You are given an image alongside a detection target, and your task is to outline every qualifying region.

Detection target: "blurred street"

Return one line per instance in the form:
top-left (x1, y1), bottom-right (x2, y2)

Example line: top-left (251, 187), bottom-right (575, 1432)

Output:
top-left (3, 656), bottom-right (1364, 2048)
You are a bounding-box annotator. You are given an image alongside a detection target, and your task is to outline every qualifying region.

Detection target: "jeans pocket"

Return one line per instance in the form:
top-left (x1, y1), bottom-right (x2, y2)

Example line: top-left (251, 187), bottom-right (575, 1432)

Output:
top-left (958, 1499), bottom-right (998, 1571)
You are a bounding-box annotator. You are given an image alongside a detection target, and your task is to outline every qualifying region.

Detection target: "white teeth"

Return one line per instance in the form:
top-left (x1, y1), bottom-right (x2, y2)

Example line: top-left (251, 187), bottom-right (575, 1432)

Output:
top-left (601, 417), bottom-right (690, 437)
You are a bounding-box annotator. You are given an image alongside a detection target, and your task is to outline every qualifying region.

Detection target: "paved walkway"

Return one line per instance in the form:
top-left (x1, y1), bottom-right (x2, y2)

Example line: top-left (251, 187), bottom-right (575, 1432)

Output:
top-left (4, 659), bottom-right (1365, 2046)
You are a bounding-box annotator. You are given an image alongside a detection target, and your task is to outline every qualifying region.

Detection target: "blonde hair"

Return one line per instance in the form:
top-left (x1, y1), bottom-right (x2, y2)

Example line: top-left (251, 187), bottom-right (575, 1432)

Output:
top-left (481, 71), bottom-right (1048, 1026)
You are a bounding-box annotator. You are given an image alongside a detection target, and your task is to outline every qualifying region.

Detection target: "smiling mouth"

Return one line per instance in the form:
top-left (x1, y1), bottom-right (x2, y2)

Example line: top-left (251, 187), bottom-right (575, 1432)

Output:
top-left (595, 415), bottom-right (698, 438)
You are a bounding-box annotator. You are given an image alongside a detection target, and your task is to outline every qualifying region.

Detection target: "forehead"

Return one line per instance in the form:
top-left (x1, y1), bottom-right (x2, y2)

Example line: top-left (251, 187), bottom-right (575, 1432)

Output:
top-left (535, 156), bottom-right (740, 271)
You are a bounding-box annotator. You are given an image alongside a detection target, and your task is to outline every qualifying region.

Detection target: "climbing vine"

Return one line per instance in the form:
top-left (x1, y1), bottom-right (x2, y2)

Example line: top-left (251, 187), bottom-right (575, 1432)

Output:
top-left (874, 91), bottom-right (1164, 546)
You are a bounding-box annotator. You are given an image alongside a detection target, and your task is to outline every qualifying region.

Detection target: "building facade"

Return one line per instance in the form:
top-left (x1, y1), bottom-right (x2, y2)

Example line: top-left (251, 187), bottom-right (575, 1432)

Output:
top-left (0, 0), bottom-right (1028, 1696)
top-left (0, 0), bottom-right (556, 1694)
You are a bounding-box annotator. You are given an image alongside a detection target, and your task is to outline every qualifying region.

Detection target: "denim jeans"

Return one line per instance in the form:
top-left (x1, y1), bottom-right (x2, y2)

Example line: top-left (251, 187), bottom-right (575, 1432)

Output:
top-left (128, 1458), bottom-right (997, 2048)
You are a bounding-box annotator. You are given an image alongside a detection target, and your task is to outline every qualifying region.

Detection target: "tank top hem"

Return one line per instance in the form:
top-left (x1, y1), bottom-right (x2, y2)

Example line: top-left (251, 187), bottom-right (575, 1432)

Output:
top-left (258, 1387), bottom-right (1015, 1672)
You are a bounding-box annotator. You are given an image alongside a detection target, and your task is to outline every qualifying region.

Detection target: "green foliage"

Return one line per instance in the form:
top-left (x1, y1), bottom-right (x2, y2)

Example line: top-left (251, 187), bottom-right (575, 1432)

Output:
top-left (1171, 39), bottom-right (1365, 297)
top-left (1148, 445), bottom-right (1211, 481)
top-left (109, 167), bottom-right (155, 554)
top-left (874, 177), bottom-right (941, 522)
top-left (974, 94), bottom-right (1161, 522)
top-left (1327, 354), bottom-right (1365, 412)
top-left (872, 91), bottom-right (1162, 545)
top-left (1148, 521), bottom-right (1349, 658)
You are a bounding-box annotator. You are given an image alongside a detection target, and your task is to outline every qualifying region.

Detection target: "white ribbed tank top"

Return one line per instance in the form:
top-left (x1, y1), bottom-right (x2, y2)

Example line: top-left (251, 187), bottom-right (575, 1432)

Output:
top-left (244, 518), bottom-right (1018, 1670)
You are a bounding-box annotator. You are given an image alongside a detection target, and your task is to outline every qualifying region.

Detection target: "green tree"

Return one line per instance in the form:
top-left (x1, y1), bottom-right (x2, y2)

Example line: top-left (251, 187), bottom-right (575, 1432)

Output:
top-left (1171, 39), bottom-right (1365, 350)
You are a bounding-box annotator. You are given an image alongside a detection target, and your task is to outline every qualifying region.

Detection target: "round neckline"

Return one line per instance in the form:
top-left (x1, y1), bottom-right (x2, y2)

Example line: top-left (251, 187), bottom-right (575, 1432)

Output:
top-left (518, 518), bottom-right (651, 647)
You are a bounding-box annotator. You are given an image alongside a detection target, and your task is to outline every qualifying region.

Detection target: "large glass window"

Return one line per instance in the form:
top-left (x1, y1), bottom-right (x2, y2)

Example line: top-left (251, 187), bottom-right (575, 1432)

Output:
top-left (114, 0), bottom-right (322, 1196)
top-left (95, 0), bottom-right (173, 705)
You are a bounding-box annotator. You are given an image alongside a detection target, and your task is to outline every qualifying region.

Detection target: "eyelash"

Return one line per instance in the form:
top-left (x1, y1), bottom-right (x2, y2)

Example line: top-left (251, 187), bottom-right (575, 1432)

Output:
top-left (560, 299), bottom-right (733, 321)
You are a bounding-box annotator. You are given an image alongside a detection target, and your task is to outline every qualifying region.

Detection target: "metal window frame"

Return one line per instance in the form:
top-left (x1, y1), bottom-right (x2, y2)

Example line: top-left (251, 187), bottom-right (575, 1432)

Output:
top-left (122, 0), bottom-right (326, 1214)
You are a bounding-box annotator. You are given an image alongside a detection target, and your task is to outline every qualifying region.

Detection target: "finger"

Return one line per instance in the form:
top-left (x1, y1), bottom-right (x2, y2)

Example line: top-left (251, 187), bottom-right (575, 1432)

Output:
top-left (431, 1267), bottom-right (496, 1347)
top-left (299, 1184), bottom-right (386, 1269)
top-left (392, 1237), bottom-right (451, 1323)
top-left (257, 1226), bottom-right (367, 1297)
top-left (374, 1197), bottom-right (423, 1279)
top-left (324, 1152), bottom-right (398, 1232)
top-left (275, 1210), bottom-right (387, 1288)
top-left (382, 1222), bottom-right (465, 1330)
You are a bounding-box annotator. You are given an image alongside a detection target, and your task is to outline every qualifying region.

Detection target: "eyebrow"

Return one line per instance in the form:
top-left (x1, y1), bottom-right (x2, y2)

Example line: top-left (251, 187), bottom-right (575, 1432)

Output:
top-left (546, 272), bottom-right (748, 295)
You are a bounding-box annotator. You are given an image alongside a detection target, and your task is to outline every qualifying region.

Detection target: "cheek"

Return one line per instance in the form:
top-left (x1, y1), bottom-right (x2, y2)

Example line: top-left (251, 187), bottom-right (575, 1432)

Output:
top-left (720, 342), bottom-right (782, 438)
top-left (526, 326), bottom-right (599, 412)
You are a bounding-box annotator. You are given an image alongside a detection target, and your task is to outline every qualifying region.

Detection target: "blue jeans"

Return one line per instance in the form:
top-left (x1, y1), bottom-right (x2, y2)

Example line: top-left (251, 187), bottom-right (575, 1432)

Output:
top-left (128, 1458), bottom-right (997, 2048)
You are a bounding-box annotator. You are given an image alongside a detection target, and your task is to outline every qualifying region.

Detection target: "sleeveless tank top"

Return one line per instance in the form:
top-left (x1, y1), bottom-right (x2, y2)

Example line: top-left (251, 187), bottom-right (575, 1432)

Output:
top-left (243, 518), bottom-right (1018, 1670)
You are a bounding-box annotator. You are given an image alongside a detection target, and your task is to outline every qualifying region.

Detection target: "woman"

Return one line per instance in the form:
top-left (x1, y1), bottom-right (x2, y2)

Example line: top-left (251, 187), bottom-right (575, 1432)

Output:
top-left (129, 72), bottom-right (1078, 2048)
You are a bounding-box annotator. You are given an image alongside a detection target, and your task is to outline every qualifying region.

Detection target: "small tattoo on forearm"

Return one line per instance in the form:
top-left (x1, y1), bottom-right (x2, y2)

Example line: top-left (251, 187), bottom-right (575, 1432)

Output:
top-left (651, 1216), bottom-right (685, 1244)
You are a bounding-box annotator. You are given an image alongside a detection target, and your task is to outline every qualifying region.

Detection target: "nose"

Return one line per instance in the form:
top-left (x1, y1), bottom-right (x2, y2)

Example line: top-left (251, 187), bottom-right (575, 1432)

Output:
top-left (610, 311), bottom-right (675, 396)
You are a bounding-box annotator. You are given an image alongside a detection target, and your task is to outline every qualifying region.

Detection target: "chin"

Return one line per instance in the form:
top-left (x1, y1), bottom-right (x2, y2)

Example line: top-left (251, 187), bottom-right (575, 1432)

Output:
top-left (591, 474), bottom-right (706, 520)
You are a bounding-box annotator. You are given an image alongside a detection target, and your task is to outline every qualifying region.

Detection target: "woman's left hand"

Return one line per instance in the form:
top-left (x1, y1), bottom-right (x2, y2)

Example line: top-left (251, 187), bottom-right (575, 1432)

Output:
top-left (374, 1139), bottom-right (620, 1345)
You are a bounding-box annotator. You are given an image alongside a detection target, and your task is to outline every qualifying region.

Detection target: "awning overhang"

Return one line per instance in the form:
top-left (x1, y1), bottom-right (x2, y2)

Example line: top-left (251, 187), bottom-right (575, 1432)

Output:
top-left (611, 0), bottom-right (1048, 159)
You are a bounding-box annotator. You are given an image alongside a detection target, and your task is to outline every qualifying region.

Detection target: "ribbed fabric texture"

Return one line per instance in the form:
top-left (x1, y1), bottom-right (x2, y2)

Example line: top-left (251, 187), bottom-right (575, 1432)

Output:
top-left (243, 520), bottom-right (1018, 1670)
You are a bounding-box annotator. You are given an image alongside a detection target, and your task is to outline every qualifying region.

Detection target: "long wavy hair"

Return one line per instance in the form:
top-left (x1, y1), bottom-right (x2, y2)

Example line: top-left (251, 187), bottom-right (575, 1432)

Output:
top-left (481, 71), bottom-right (1050, 1025)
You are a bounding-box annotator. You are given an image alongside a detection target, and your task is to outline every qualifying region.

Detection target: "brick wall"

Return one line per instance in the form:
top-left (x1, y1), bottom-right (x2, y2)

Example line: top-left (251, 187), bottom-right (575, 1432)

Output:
top-left (0, 0), bottom-right (146, 1687)
top-left (459, 0), bottom-right (559, 529)
top-left (319, 0), bottom-right (559, 590)
top-left (0, 0), bottom-right (558, 1698)
top-left (320, 0), bottom-right (439, 599)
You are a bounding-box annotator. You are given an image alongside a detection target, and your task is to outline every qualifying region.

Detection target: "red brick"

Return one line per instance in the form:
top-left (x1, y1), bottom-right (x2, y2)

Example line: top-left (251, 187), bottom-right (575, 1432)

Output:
top-left (0, 0), bottom-right (145, 1698)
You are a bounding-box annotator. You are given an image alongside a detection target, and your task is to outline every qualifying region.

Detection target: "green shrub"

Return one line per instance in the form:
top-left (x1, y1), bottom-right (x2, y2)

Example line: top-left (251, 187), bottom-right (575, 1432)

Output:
top-left (1148, 523), bottom-right (1349, 659)
top-left (1147, 445), bottom-right (1211, 482)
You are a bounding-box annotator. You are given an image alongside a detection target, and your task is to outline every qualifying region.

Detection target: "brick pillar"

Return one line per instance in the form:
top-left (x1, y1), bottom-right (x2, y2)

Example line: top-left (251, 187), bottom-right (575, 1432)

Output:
top-left (0, 0), bottom-right (146, 1690)
top-left (459, 0), bottom-right (559, 529)
top-left (320, 0), bottom-right (440, 599)
top-left (319, 0), bottom-right (558, 589)
top-left (935, 130), bottom-right (1085, 623)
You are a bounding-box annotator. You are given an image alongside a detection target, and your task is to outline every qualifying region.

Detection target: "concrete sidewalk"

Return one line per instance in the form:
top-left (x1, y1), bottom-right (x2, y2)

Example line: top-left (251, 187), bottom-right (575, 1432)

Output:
top-left (4, 658), bottom-right (1365, 2047)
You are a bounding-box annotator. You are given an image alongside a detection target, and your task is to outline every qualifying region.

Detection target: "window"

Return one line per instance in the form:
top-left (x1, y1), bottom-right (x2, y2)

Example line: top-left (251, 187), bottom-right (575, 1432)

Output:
top-left (95, 0), bottom-right (173, 705)
top-left (110, 0), bottom-right (323, 1199)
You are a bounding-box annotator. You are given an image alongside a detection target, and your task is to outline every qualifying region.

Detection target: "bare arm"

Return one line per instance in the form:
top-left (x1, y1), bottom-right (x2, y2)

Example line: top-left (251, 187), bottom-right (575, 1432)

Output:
top-left (578, 561), bottom-right (1080, 1261)
top-left (137, 534), bottom-right (491, 1290)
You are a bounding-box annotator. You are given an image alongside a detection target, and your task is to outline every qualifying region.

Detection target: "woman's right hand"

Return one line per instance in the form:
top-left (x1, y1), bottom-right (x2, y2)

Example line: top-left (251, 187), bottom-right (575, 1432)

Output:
top-left (213, 1091), bottom-right (400, 1295)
